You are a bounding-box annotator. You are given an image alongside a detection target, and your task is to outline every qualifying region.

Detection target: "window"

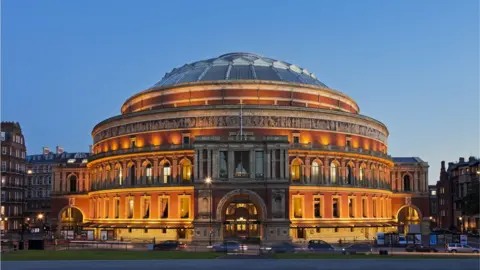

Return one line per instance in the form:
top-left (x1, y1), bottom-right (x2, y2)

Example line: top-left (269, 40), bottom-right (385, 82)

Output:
top-left (0, 132), bottom-right (5, 141)
top-left (330, 162), bottom-right (338, 183)
top-left (441, 187), bottom-right (445, 194)
top-left (179, 197), bottom-right (190, 219)
top-left (1, 147), bottom-right (6, 155)
top-left (403, 175), bottom-right (411, 191)
top-left (314, 197), bottom-right (322, 218)
top-left (115, 199), bottom-right (120, 218)
top-left (255, 151), bottom-right (264, 178)
top-left (311, 161), bottom-right (320, 182)
top-left (291, 159), bottom-right (301, 181)
top-left (69, 175), bottom-right (77, 192)
top-left (1, 206), bottom-right (4, 215)
top-left (349, 198), bottom-right (354, 218)
top-left (159, 197), bottom-right (169, 218)
top-left (431, 190), bottom-right (437, 196)
top-left (373, 199), bottom-right (377, 217)
top-left (293, 134), bottom-right (300, 144)
top-left (1, 161), bottom-right (6, 171)
top-left (182, 134), bottom-right (190, 145)
top-left (332, 198), bottom-right (340, 218)
top-left (117, 166), bottom-right (123, 185)
top-left (143, 197), bottom-right (150, 219)
top-left (347, 165), bottom-right (354, 184)
top-left (234, 151), bottom-right (250, 177)
top-left (129, 165), bottom-right (136, 186)
top-left (219, 151), bottom-right (228, 178)
top-left (293, 196), bottom-right (303, 218)
top-left (181, 160), bottom-right (192, 181)
top-left (145, 164), bottom-right (152, 183)
top-left (1, 176), bottom-right (5, 184)
top-left (163, 164), bottom-right (171, 183)
top-left (67, 159), bottom-right (76, 163)
top-left (127, 198), bottom-right (134, 218)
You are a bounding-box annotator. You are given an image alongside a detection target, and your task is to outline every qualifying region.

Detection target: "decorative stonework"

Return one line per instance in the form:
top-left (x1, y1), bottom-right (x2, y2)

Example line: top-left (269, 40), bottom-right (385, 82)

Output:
top-left (215, 189), bottom-right (267, 221)
top-left (272, 189), bottom-right (286, 218)
top-left (94, 116), bottom-right (387, 143)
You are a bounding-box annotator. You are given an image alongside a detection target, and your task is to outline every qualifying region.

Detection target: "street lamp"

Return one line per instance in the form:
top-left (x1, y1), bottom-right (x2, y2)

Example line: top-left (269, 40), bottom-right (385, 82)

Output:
top-left (458, 217), bottom-right (463, 233)
top-left (205, 177), bottom-right (212, 246)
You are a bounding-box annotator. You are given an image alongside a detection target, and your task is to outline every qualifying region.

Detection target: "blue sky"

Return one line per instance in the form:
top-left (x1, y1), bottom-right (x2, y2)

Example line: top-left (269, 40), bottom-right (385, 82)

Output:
top-left (2, 0), bottom-right (478, 183)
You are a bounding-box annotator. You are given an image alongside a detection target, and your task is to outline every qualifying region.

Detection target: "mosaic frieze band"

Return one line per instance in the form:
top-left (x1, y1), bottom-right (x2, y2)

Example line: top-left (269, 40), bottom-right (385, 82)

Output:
top-left (93, 116), bottom-right (388, 143)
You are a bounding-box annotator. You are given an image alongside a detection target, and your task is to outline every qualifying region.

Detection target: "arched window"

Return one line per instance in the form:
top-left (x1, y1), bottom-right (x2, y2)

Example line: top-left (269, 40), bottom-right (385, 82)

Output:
top-left (69, 175), bottom-right (77, 192)
top-left (347, 165), bottom-right (354, 185)
top-left (145, 164), bottom-right (152, 183)
top-left (163, 163), bottom-right (171, 183)
top-left (129, 165), bottom-right (136, 186)
top-left (359, 166), bottom-right (364, 184)
top-left (181, 159), bottom-right (192, 182)
top-left (403, 175), bottom-right (411, 191)
top-left (311, 161), bottom-right (320, 182)
top-left (291, 159), bottom-right (301, 182)
top-left (116, 166), bottom-right (123, 185)
top-left (330, 162), bottom-right (338, 183)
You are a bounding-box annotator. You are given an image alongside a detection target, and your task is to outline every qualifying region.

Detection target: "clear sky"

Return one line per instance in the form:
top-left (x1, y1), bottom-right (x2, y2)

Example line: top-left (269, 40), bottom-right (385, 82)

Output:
top-left (1, 0), bottom-right (478, 184)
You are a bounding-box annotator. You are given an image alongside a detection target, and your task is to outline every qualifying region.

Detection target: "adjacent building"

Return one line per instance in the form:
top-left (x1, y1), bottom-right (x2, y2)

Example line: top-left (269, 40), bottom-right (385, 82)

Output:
top-left (428, 185), bottom-right (437, 227)
top-left (436, 157), bottom-right (480, 232)
top-left (1, 122), bottom-right (27, 232)
top-left (50, 52), bottom-right (430, 243)
top-left (26, 148), bottom-right (89, 232)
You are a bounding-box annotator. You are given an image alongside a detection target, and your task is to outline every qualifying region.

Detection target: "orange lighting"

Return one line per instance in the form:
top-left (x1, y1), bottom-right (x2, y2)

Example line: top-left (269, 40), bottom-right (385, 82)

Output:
top-left (122, 140), bottom-right (130, 149)
top-left (103, 144), bottom-right (109, 152)
top-left (152, 135), bottom-right (161, 146)
top-left (136, 138), bottom-right (144, 147)
top-left (111, 142), bottom-right (118, 151)
top-left (351, 137), bottom-right (359, 148)
top-left (320, 135), bottom-right (330, 145)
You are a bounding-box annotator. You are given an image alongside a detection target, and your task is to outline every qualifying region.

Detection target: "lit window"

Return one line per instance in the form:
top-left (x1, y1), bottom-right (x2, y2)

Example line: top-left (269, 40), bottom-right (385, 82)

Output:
top-left (313, 197), bottom-right (322, 218)
top-left (431, 190), bottom-right (437, 196)
top-left (127, 199), bottom-right (134, 218)
top-left (159, 197), bottom-right (169, 218)
top-left (67, 159), bottom-right (76, 163)
top-left (143, 197), bottom-right (150, 219)
top-left (82, 159), bottom-right (88, 164)
top-left (293, 196), bottom-right (303, 218)
top-left (291, 159), bottom-right (301, 181)
top-left (145, 164), bottom-right (152, 183)
top-left (311, 161), bottom-right (320, 182)
top-left (330, 162), bottom-right (338, 183)
top-left (163, 164), bottom-right (171, 183)
top-left (181, 160), bottom-right (191, 181)
top-left (180, 197), bottom-right (190, 219)
top-left (333, 198), bottom-right (340, 218)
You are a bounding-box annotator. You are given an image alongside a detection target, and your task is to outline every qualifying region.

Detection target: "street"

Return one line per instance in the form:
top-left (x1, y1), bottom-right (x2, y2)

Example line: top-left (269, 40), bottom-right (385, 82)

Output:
top-left (2, 259), bottom-right (479, 270)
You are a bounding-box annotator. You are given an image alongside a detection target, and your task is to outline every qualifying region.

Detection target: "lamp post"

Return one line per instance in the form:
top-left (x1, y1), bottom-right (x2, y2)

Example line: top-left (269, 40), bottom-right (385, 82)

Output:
top-left (205, 177), bottom-right (212, 246)
top-left (37, 213), bottom-right (45, 240)
top-left (458, 217), bottom-right (463, 233)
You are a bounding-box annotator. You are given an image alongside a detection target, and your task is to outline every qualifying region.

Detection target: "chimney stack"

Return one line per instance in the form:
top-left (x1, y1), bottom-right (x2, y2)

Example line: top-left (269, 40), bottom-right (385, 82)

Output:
top-left (441, 161), bottom-right (445, 172)
top-left (459, 157), bottom-right (465, 163)
top-left (42, 147), bottom-right (50, 155)
top-left (56, 146), bottom-right (64, 155)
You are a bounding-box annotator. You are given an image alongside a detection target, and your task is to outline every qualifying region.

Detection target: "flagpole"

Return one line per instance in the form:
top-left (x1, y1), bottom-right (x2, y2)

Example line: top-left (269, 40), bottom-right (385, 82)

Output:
top-left (240, 101), bottom-right (243, 140)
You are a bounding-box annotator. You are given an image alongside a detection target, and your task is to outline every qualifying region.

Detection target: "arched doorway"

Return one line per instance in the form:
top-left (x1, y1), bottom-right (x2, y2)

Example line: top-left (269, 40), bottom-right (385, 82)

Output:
top-left (58, 207), bottom-right (84, 240)
top-left (216, 189), bottom-right (267, 241)
top-left (396, 205), bottom-right (421, 234)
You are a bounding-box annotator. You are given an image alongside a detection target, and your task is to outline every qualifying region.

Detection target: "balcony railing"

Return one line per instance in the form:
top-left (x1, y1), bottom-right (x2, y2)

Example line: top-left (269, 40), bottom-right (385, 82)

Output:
top-left (89, 144), bottom-right (194, 161)
top-left (290, 143), bottom-right (391, 160)
top-left (290, 177), bottom-right (392, 191)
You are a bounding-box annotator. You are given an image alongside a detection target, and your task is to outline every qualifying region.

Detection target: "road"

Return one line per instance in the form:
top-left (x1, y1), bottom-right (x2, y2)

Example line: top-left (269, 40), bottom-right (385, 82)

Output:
top-left (2, 259), bottom-right (480, 270)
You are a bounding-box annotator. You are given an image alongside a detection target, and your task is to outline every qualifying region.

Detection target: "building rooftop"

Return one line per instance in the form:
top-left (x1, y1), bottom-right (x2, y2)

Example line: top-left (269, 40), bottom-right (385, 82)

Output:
top-left (27, 152), bottom-right (90, 165)
top-left (392, 157), bottom-right (425, 163)
top-left (152, 52), bottom-right (328, 88)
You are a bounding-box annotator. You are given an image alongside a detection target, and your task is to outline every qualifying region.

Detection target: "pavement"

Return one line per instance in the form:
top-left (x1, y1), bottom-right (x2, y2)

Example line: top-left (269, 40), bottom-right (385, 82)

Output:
top-left (2, 259), bottom-right (480, 270)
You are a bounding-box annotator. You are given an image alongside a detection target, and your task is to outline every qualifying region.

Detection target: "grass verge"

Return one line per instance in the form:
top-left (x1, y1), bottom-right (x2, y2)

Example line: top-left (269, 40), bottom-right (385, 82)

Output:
top-left (1, 250), bottom-right (219, 261)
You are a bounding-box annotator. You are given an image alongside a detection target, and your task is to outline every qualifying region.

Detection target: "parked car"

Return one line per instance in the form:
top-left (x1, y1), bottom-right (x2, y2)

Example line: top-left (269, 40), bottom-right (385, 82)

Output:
top-left (211, 241), bottom-right (248, 252)
top-left (342, 244), bottom-right (373, 255)
top-left (405, 245), bottom-right (438, 252)
top-left (307, 240), bottom-right (335, 252)
top-left (154, 240), bottom-right (187, 251)
top-left (446, 243), bottom-right (480, 253)
top-left (261, 242), bottom-right (300, 253)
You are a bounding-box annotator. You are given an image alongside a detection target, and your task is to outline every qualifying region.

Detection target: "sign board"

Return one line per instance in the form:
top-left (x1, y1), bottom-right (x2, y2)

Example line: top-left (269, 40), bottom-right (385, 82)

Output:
top-left (376, 232), bottom-right (385, 245)
top-left (429, 235), bottom-right (437, 245)
top-left (460, 235), bottom-right (468, 245)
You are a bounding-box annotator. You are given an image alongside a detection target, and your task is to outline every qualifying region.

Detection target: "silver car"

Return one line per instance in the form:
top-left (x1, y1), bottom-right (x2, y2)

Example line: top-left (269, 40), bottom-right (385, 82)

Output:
top-left (446, 243), bottom-right (480, 253)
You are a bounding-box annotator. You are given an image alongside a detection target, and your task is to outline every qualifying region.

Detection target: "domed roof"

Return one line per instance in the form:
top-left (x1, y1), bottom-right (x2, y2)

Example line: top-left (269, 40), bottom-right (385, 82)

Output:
top-left (153, 52), bottom-right (328, 88)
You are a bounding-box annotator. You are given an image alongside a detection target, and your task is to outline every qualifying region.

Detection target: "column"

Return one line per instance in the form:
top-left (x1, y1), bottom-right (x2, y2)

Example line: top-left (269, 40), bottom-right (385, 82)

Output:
top-left (136, 159), bottom-right (142, 185)
top-left (172, 157), bottom-right (178, 183)
top-left (153, 158), bottom-right (159, 184)
top-left (323, 157), bottom-right (329, 184)
top-left (284, 149), bottom-right (289, 181)
top-left (272, 149), bottom-right (276, 179)
top-left (199, 149), bottom-right (204, 180)
top-left (340, 160), bottom-right (346, 185)
top-left (280, 149), bottom-right (285, 179)
top-left (207, 149), bottom-right (212, 178)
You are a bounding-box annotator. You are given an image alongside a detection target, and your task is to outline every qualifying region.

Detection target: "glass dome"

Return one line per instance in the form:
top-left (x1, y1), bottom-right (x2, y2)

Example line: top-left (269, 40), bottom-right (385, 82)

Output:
top-left (153, 52), bottom-right (328, 88)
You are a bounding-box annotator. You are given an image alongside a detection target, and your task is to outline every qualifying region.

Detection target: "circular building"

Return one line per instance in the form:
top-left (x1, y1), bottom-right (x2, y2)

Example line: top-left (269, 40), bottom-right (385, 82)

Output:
top-left (53, 52), bottom-right (426, 243)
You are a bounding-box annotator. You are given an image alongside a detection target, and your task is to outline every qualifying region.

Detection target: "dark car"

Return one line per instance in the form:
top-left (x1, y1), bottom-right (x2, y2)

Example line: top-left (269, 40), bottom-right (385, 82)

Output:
top-left (342, 244), bottom-right (372, 255)
top-left (308, 240), bottom-right (335, 252)
top-left (154, 240), bottom-right (187, 251)
top-left (405, 245), bottom-right (438, 253)
top-left (262, 242), bottom-right (299, 253)
top-left (211, 241), bottom-right (247, 252)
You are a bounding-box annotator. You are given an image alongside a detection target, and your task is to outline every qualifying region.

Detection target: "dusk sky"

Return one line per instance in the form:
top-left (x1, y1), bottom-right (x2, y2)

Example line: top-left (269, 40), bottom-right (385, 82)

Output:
top-left (2, 0), bottom-right (478, 184)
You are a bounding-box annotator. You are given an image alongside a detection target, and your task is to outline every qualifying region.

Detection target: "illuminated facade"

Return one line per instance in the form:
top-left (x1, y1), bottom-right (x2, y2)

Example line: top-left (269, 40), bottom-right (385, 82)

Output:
top-left (51, 52), bottom-right (429, 243)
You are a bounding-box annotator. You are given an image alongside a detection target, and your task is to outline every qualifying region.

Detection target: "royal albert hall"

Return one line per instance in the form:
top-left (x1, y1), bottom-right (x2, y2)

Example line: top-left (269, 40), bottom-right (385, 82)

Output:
top-left (51, 52), bottom-right (430, 243)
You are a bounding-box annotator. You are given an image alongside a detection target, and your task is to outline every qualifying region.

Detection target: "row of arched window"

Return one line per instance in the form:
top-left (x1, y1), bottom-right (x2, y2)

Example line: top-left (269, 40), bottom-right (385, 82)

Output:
top-left (90, 158), bottom-right (193, 188)
top-left (290, 159), bottom-right (389, 187)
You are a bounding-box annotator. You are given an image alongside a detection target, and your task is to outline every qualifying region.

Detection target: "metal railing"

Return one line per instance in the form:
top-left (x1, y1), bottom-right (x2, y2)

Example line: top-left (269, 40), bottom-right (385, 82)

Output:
top-left (290, 143), bottom-right (391, 160)
top-left (89, 144), bottom-right (194, 161)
